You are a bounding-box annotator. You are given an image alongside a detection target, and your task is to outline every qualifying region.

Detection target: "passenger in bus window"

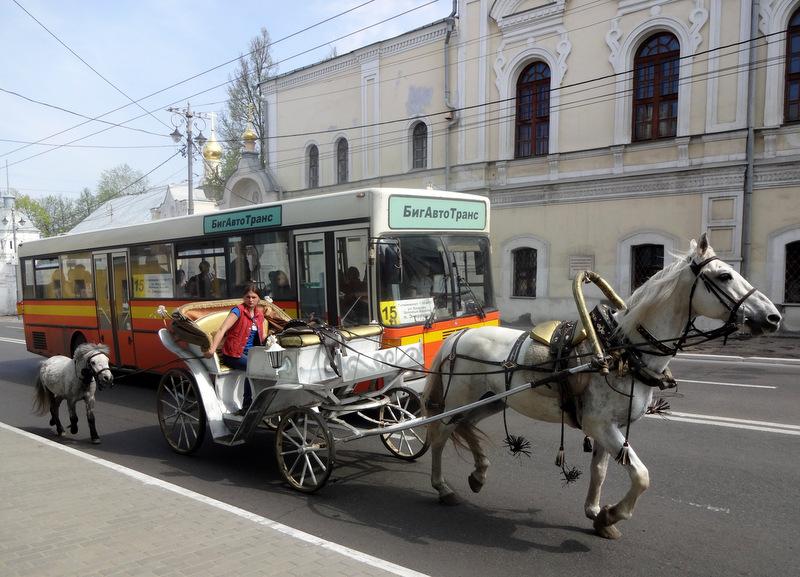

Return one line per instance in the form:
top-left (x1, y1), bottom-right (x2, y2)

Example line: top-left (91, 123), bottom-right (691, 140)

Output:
top-left (204, 284), bottom-right (264, 414)
top-left (230, 244), bottom-right (252, 293)
top-left (341, 266), bottom-right (368, 324)
top-left (175, 269), bottom-right (188, 297)
top-left (188, 260), bottom-right (214, 298)
top-left (268, 270), bottom-right (292, 300)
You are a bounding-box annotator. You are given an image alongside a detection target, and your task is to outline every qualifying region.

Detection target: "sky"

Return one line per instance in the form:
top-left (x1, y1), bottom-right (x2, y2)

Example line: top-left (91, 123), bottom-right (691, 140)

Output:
top-left (0, 0), bottom-right (454, 200)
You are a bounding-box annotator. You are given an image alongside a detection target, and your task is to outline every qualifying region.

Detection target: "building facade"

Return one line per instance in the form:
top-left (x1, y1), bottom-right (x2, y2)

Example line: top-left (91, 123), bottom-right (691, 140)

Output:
top-left (224, 0), bottom-right (800, 330)
top-left (1, 192), bottom-right (40, 314)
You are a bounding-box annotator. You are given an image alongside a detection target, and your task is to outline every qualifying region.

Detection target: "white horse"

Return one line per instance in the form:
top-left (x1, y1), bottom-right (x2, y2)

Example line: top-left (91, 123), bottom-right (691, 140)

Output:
top-left (33, 343), bottom-right (114, 444)
top-left (423, 235), bottom-right (781, 539)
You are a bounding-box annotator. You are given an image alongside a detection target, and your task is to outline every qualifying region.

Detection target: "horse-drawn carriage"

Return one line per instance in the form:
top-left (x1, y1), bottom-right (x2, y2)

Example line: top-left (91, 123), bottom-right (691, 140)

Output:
top-left (156, 298), bottom-right (430, 492)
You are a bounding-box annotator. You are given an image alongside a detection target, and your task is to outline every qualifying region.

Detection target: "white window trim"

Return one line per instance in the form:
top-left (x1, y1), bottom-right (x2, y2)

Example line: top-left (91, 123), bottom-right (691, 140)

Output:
top-left (333, 135), bottom-right (350, 184)
top-left (608, 17), bottom-right (696, 145)
top-left (406, 119), bottom-right (432, 172)
top-left (767, 226), bottom-right (800, 303)
top-left (501, 235), bottom-right (549, 301)
top-left (304, 141), bottom-right (320, 189)
top-left (496, 49), bottom-right (562, 160)
top-left (616, 230), bottom-right (679, 297)
top-left (760, 0), bottom-right (800, 127)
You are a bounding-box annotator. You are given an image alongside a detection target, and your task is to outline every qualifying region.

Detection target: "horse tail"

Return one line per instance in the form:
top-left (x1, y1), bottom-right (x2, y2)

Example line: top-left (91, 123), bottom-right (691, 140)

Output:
top-left (32, 374), bottom-right (50, 416)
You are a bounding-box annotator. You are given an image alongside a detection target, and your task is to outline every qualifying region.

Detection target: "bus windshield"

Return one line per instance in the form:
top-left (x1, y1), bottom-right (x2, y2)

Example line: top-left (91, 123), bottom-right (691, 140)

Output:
top-left (378, 235), bottom-right (494, 327)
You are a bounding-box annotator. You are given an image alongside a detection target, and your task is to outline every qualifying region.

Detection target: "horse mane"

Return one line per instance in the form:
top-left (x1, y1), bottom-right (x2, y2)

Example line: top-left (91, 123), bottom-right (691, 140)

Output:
top-left (73, 342), bottom-right (110, 363)
top-left (616, 248), bottom-right (697, 336)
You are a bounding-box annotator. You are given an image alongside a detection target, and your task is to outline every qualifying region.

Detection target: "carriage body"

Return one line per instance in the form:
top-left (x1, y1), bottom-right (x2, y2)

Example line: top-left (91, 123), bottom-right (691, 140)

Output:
top-left (156, 299), bottom-right (428, 492)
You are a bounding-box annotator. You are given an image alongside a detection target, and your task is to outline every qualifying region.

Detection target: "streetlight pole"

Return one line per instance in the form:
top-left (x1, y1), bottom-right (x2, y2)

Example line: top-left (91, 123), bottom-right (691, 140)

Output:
top-left (168, 103), bottom-right (207, 216)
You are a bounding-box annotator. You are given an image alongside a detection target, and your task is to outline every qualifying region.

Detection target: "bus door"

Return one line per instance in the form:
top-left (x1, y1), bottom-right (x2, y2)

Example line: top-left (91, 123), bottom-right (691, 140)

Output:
top-left (295, 233), bottom-right (330, 323)
top-left (93, 252), bottom-right (136, 367)
top-left (334, 230), bottom-right (370, 325)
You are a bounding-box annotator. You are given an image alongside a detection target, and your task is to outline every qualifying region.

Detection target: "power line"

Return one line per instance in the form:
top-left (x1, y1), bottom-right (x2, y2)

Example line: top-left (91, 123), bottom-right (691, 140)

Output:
top-left (11, 0), bottom-right (171, 131)
top-left (0, 0), bottom-right (382, 160)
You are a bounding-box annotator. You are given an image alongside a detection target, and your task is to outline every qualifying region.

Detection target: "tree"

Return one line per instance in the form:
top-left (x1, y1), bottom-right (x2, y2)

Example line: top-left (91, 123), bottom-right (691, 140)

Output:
top-left (75, 187), bottom-right (97, 218)
top-left (218, 27), bottom-right (276, 179)
top-left (96, 163), bottom-right (148, 203)
top-left (14, 193), bottom-right (81, 237)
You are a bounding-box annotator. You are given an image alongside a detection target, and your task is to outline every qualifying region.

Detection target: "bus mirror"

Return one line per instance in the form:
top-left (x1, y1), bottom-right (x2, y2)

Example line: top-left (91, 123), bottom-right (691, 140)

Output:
top-left (379, 242), bottom-right (402, 285)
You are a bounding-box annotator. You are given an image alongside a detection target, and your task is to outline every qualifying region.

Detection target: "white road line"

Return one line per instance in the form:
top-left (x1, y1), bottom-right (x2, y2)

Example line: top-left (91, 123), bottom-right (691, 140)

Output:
top-left (0, 336), bottom-right (25, 345)
top-left (0, 422), bottom-right (431, 577)
top-left (679, 378), bottom-right (776, 389)
top-left (646, 413), bottom-right (800, 436)
top-left (669, 411), bottom-right (800, 430)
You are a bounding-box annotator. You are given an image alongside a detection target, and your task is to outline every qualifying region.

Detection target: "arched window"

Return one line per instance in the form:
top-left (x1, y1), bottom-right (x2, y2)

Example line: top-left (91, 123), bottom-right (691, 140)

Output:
top-left (512, 247), bottom-right (537, 297)
top-left (307, 145), bottom-right (319, 188)
top-left (633, 33), bottom-right (680, 141)
top-left (785, 10), bottom-right (800, 122)
top-left (515, 62), bottom-right (550, 158)
top-left (631, 243), bottom-right (664, 290)
top-left (336, 138), bottom-right (348, 184)
top-left (785, 240), bottom-right (800, 302)
top-left (412, 122), bottom-right (427, 169)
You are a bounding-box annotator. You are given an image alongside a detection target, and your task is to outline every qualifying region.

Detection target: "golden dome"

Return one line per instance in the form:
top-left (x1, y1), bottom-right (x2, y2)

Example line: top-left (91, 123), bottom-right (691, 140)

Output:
top-left (202, 133), bottom-right (223, 161)
top-left (242, 125), bottom-right (257, 142)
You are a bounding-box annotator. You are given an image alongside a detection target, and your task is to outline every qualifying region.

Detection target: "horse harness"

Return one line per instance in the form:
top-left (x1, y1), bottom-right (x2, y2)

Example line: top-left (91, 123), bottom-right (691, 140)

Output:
top-left (76, 351), bottom-right (113, 390)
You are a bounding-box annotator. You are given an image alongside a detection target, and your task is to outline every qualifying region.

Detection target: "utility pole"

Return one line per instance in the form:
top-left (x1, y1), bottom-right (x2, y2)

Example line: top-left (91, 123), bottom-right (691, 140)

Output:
top-left (168, 103), bottom-right (207, 215)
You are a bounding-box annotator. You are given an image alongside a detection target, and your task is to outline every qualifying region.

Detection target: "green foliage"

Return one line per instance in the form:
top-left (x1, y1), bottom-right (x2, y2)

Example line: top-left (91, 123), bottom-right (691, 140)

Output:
top-left (14, 163), bottom-right (151, 237)
top-left (219, 27), bottom-right (275, 173)
top-left (96, 163), bottom-right (148, 203)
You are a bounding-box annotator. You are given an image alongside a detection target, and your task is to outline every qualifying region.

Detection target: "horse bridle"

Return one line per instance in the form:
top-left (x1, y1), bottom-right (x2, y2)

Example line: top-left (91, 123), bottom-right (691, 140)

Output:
top-left (671, 256), bottom-right (757, 351)
top-left (77, 351), bottom-right (114, 389)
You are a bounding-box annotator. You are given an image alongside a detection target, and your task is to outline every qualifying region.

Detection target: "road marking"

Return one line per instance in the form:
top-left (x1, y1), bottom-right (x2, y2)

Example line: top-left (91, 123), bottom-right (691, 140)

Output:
top-left (679, 378), bottom-right (776, 389)
top-left (671, 498), bottom-right (730, 514)
top-left (647, 412), bottom-right (800, 435)
top-left (0, 336), bottom-right (25, 345)
top-left (0, 422), bottom-right (431, 577)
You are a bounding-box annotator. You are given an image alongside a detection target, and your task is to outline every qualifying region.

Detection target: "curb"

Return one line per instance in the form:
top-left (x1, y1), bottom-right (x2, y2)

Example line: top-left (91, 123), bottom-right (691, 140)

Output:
top-left (676, 352), bottom-right (800, 366)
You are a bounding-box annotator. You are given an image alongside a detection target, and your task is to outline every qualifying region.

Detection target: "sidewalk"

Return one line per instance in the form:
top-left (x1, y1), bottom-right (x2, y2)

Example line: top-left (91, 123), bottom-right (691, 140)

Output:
top-left (0, 423), bottom-right (427, 577)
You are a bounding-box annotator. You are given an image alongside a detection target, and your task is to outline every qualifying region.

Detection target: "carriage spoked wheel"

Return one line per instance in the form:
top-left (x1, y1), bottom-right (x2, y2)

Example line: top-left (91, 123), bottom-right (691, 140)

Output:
top-left (379, 386), bottom-right (430, 461)
top-left (275, 407), bottom-right (333, 493)
top-left (157, 369), bottom-right (207, 455)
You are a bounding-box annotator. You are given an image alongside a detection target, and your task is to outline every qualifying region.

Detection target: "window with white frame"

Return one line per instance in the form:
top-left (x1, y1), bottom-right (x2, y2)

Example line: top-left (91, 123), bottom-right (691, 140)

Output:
top-left (785, 8), bottom-right (800, 123)
top-left (631, 243), bottom-right (664, 290)
top-left (515, 61), bottom-right (550, 158)
top-left (412, 122), bottom-right (427, 169)
top-left (307, 144), bottom-right (319, 188)
top-left (512, 247), bottom-right (537, 297)
top-left (785, 240), bottom-right (800, 303)
top-left (336, 138), bottom-right (348, 184)
top-left (633, 32), bottom-right (679, 141)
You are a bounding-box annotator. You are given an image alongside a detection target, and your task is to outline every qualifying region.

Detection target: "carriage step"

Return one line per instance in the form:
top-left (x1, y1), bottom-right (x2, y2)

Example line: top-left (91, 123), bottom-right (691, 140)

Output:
top-left (211, 433), bottom-right (246, 447)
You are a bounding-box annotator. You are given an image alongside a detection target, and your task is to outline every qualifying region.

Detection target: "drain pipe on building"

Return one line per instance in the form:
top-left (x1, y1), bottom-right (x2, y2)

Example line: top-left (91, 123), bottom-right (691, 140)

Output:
top-left (742, 0), bottom-right (760, 277)
top-left (444, 0), bottom-right (458, 191)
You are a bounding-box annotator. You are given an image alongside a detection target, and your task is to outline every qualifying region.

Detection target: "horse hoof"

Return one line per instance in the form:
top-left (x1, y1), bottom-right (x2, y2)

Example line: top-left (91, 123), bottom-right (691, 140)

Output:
top-left (468, 473), bottom-right (484, 494)
top-left (56, 431), bottom-right (64, 437)
top-left (49, 418), bottom-right (56, 426)
top-left (70, 425), bottom-right (78, 434)
top-left (91, 438), bottom-right (101, 445)
top-left (439, 493), bottom-right (461, 506)
top-left (595, 523), bottom-right (622, 540)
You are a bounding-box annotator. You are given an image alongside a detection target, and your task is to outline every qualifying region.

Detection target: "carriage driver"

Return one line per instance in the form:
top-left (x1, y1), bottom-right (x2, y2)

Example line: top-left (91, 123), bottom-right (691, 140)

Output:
top-left (204, 284), bottom-right (266, 415)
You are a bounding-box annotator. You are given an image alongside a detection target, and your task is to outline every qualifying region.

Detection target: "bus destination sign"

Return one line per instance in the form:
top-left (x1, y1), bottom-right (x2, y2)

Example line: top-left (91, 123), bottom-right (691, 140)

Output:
top-left (388, 195), bottom-right (486, 230)
top-left (203, 206), bottom-right (282, 234)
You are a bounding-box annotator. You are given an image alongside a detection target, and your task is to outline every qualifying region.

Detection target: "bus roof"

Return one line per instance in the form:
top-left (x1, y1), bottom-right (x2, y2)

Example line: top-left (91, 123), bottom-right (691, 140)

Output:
top-left (19, 188), bottom-right (490, 258)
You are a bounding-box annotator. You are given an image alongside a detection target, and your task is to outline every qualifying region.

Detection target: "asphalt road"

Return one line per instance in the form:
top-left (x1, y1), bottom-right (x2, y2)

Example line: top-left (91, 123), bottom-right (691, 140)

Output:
top-left (1, 317), bottom-right (798, 577)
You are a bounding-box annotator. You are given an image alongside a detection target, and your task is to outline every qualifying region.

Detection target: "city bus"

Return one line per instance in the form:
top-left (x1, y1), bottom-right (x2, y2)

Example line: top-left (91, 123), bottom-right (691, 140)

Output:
top-left (17, 188), bottom-right (499, 374)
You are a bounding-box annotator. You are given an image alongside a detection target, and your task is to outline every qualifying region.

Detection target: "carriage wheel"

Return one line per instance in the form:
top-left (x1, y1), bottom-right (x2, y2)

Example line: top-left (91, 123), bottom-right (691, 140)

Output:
top-left (379, 386), bottom-right (430, 461)
top-left (275, 407), bottom-right (333, 493)
top-left (157, 369), bottom-right (206, 455)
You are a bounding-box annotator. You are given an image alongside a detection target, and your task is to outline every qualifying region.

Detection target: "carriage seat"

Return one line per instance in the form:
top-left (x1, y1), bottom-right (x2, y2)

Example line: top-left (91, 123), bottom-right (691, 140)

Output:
top-left (277, 324), bottom-right (383, 348)
top-left (170, 298), bottom-right (292, 374)
top-left (529, 320), bottom-right (587, 348)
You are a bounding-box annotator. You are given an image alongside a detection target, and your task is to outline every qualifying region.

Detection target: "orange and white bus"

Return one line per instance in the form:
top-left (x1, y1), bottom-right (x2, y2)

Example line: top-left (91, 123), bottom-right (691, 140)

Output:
top-left (17, 187), bottom-right (499, 373)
